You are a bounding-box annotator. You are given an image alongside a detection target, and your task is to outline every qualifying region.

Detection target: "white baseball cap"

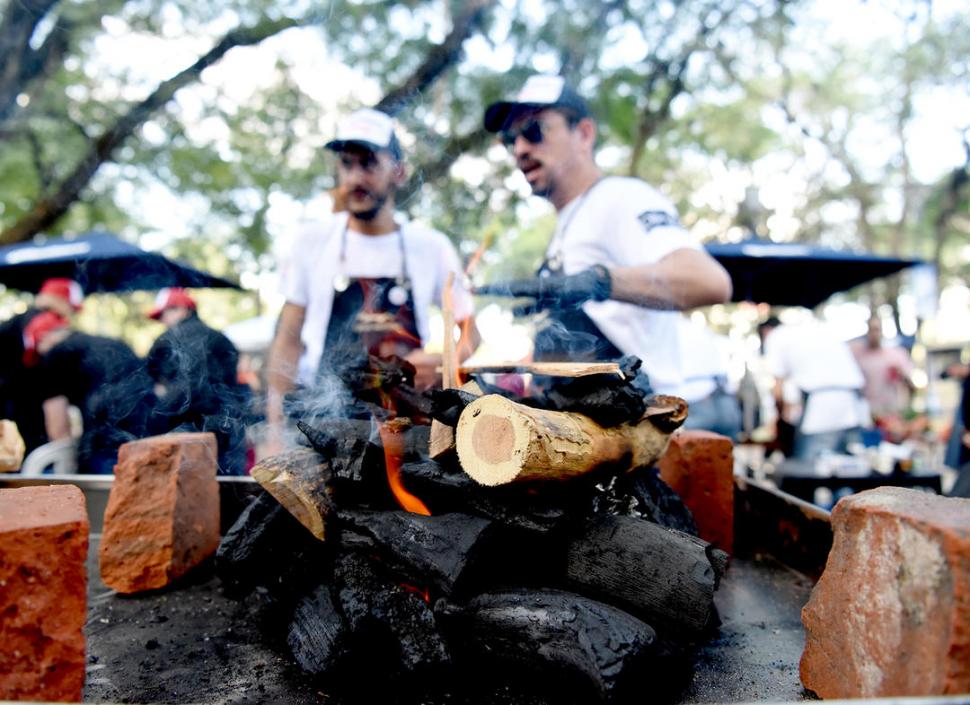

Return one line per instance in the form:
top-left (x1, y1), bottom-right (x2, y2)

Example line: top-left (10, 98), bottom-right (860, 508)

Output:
top-left (325, 108), bottom-right (402, 159)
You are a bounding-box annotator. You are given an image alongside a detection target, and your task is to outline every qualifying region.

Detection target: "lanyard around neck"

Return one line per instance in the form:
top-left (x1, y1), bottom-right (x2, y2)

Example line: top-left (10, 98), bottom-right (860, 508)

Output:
top-left (541, 176), bottom-right (606, 275)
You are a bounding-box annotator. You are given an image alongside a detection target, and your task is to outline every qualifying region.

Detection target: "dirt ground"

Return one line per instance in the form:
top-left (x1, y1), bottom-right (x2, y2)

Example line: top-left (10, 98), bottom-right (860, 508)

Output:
top-left (83, 533), bottom-right (814, 705)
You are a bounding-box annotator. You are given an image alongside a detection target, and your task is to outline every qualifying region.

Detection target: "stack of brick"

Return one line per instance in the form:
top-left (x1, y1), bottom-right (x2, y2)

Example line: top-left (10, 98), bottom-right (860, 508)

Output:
top-left (657, 429), bottom-right (734, 553)
top-left (0, 484), bottom-right (89, 702)
top-left (99, 432), bottom-right (220, 593)
top-left (801, 486), bottom-right (970, 697)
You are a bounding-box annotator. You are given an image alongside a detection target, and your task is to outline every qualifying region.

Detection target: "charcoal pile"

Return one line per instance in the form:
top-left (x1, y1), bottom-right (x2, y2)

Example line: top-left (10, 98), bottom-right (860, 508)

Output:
top-left (216, 355), bottom-right (728, 704)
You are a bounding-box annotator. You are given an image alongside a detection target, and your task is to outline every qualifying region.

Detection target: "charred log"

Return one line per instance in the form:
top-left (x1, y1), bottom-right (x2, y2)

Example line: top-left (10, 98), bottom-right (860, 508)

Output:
top-left (215, 490), bottom-right (327, 597)
top-left (564, 515), bottom-right (722, 641)
top-left (435, 588), bottom-right (657, 703)
top-left (287, 584), bottom-right (351, 677)
top-left (427, 387), bottom-right (482, 427)
top-left (399, 459), bottom-right (579, 535)
top-left (337, 509), bottom-right (496, 597)
top-left (334, 553), bottom-right (450, 677)
top-left (590, 466), bottom-right (699, 536)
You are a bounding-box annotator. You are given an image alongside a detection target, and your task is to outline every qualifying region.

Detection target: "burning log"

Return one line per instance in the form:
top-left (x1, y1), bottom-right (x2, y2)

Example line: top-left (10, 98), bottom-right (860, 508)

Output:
top-left (287, 554), bottom-right (451, 683)
top-left (251, 448), bottom-right (335, 541)
top-left (564, 515), bottom-right (726, 641)
top-left (435, 588), bottom-right (657, 703)
top-left (337, 509), bottom-right (496, 597)
top-left (455, 394), bottom-right (687, 486)
top-left (399, 459), bottom-right (576, 535)
top-left (333, 553), bottom-right (450, 677)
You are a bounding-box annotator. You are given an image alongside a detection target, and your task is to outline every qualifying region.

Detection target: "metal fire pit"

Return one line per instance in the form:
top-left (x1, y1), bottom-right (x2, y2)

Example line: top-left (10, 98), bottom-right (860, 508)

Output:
top-left (3, 474), bottom-right (823, 704)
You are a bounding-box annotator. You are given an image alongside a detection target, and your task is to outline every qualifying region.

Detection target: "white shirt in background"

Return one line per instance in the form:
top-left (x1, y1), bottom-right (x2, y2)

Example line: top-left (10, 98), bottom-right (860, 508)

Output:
top-left (763, 321), bottom-right (869, 434)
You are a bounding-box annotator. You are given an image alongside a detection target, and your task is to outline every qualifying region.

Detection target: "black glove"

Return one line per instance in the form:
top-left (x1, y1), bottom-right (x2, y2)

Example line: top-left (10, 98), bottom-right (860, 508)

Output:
top-left (474, 265), bottom-right (612, 315)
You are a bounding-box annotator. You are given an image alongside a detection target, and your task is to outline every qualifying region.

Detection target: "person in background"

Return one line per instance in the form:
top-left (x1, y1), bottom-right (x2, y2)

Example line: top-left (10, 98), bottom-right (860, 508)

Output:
top-left (758, 315), bottom-right (869, 460)
top-left (850, 313), bottom-right (915, 440)
top-left (677, 317), bottom-right (742, 440)
top-left (0, 278), bottom-right (84, 454)
top-left (145, 287), bottom-right (249, 474)
top-left (22, 311), bottom-right (153, 474)
top-left (264, 108), bottom-right (478, 456)
top-left (476, 75), bottom-right (731, 396)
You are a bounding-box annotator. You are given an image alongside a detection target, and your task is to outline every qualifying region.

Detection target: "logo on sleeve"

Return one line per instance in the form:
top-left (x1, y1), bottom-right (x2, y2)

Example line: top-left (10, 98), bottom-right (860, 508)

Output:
top-left (637, 210), bottom-right (680, 232)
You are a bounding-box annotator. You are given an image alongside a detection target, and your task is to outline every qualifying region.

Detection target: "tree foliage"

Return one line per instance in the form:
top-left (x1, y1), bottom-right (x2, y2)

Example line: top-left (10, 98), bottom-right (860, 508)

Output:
top-left (0, 0), bottom-right (966, 313)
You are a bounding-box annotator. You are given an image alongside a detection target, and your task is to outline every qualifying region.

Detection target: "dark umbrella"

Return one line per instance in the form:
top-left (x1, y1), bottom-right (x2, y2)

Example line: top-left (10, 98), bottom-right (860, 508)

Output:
top-left (704, 237), bottom-right (921, 308)
top-left (0, 231), bottom-right (240, 294)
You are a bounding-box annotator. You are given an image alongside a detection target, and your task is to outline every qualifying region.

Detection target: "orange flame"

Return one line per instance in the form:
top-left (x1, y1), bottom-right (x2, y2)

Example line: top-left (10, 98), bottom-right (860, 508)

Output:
top-left (377, 418), bottom-right (431, 516)
top-left (399, 582), bottom-right (431, 603)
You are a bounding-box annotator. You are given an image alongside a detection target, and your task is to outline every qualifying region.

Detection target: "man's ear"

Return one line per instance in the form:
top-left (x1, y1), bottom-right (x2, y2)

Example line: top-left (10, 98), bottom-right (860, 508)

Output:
top-left (577, 117), bottom-right (597, 152)
top-left (392, 160), bottom-right (407, 187)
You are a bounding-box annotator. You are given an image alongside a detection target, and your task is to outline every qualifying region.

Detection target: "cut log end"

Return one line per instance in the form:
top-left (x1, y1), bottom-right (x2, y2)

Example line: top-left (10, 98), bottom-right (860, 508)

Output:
top-left (456, 395), bottom-right (534, 486)
top-left (251, 448), bottom-right (333, 541)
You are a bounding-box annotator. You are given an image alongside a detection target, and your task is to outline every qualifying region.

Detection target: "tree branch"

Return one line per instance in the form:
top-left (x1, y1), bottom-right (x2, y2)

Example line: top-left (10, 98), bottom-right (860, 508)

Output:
top-left (375, 0), bottom-right (494, 116)
top-left (0, 15), bottom-right (299, 245)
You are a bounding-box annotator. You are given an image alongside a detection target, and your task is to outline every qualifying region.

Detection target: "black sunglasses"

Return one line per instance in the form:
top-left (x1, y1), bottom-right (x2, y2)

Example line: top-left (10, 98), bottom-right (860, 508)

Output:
top-left (500, 119), bottom-right (547, 148)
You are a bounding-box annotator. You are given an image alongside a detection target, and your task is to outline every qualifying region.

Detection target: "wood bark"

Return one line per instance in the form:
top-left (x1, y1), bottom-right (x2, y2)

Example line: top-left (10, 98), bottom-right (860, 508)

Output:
top-left (435, 588), bottom-right (656, 702)
top-left (455, 394), bottom-right (687, 486)
top-left (250, 448), bottom-right (334, 541)
top-left (564, 515), bottom-right (723, 641)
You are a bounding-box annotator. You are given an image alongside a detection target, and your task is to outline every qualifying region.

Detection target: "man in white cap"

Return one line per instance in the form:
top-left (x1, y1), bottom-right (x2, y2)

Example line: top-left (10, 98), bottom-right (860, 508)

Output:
top-left (264, 108), bottom-right (478, 454)
top-left (477, 74), bottom-right (731, 400)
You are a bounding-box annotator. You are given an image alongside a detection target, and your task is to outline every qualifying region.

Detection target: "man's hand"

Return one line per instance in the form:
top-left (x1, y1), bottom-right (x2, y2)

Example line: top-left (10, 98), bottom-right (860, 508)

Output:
top-left (475, 266), bottom-right (611, 315)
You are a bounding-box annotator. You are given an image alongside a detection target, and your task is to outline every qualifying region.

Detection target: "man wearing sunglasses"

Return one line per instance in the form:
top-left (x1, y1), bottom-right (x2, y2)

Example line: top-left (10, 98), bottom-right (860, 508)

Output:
top-left (263, 109), bottom-right (478, 456)
top-left (479, 75), bottom-right (732, 400)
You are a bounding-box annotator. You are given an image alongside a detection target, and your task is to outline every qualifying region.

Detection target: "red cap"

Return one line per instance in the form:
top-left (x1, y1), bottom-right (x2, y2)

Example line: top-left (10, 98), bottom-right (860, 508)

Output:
top-left (22, 311), bottom-right (69, 367)
top-left (36, 277), bottom-right (84, 312)
top-left (147, 287), bottom-right (197, 320)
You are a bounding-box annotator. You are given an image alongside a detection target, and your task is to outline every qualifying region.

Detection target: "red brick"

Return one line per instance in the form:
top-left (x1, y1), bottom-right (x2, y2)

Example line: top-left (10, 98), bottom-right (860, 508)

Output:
top-left (0, 484), bottom-right (89, 702)
top-left (99, 432), bottom-right (220, 593)
top-left (801, 487), bottom-right (970, 698)
top-left (657, 429), bottom-right (734, 552)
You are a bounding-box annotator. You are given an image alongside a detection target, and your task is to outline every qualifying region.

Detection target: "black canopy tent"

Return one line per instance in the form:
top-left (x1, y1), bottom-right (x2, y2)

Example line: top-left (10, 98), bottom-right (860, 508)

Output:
top-left (0, 231), bottom-right (240, 294)
top-left (704, 237), bottom-right (921, 308)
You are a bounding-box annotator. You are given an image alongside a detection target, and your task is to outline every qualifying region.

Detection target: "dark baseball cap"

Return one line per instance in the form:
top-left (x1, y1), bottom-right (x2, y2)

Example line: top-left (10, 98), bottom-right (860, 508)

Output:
top-left (483, 75), bottom-right (590, 132)
top-left (325, 108), bottom-right (402, 160)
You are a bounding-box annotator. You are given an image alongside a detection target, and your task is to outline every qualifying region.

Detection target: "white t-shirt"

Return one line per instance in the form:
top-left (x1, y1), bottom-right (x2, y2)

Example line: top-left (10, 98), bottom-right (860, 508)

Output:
top-left (280, 212), bottom-right (473, 385)
top-left (550, 176), bottom-right (701, 395)
top-left (675, 317), bottom-right (733, 403)
top-left (763, 322), bottom-right (869, 434)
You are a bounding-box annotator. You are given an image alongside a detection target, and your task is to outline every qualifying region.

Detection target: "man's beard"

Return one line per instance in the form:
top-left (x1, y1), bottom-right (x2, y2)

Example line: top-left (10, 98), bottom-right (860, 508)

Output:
top-left (349, 188), bottom-right (390, 221)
